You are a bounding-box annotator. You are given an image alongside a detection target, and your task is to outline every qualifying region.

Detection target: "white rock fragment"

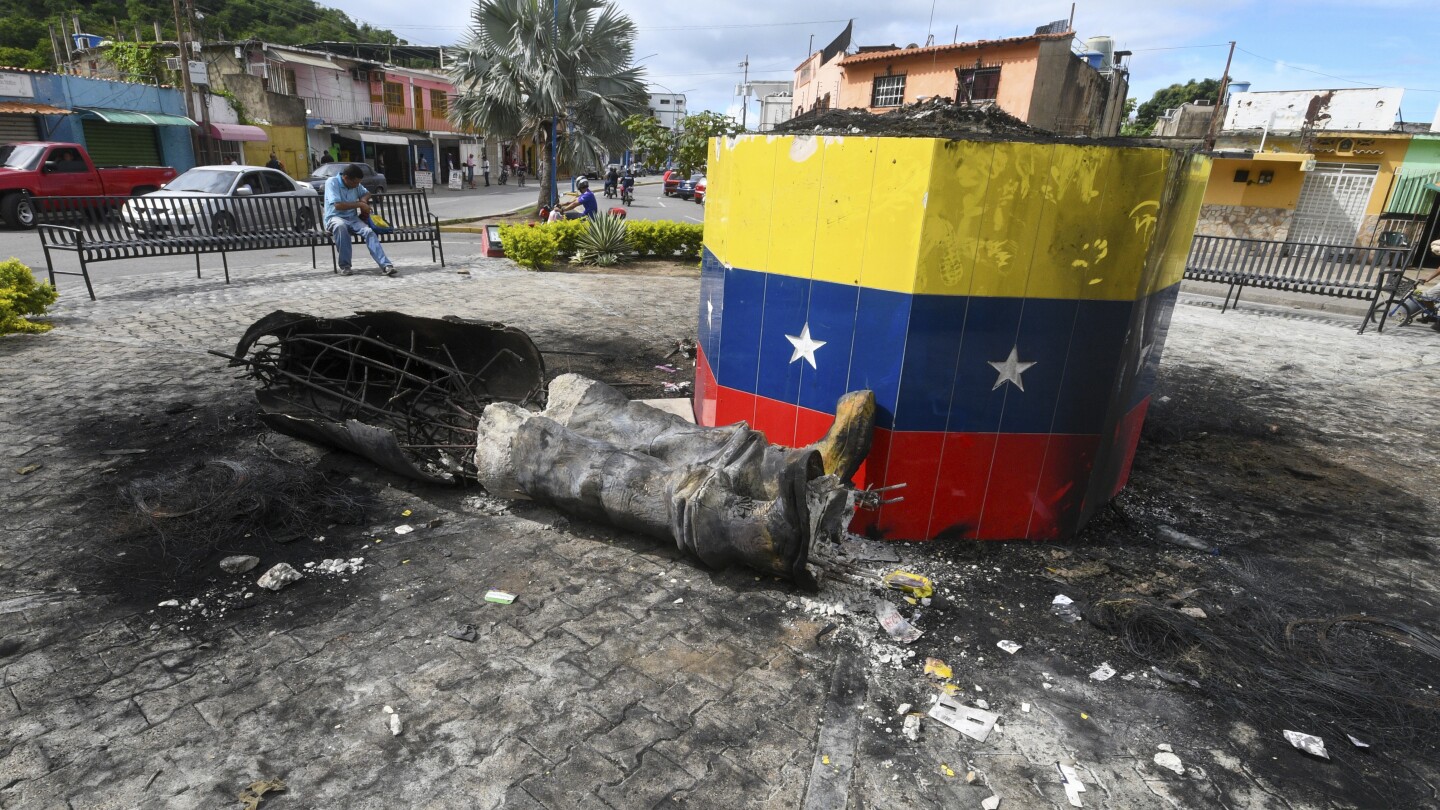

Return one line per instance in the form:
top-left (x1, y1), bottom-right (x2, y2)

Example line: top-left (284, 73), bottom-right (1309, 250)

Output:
top-left (897, 703), bottom-right (912, 716)
top-left (256, 563), bottom-right (303, 592)
top-left (1154, 751), bottom-right (1185, 775)
top-left (1179, 607), bottom-right (1208, 619)
top-left (1021, 703), bottom-right (1031, 713)
top-left (394, 524), bottom-right (414, 535)
top-left (982, 796), bottom-right (1002, 810)
top-left (157, 599), bottom-right (180, 607)
top-left (997, 640), bottom-right (1022, 654)
top-left (389, 712), bottom-right (403, 736)
top-left (903, 713), bottom-right (921, 741)
top-left (1089, 663), bottom-right (1117, 681)
top-left (219, 555), bottom-right (260, 574)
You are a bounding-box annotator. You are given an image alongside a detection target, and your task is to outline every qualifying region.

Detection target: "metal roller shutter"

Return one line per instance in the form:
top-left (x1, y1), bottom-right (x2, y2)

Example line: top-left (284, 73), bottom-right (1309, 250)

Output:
top-left (82, 120), bottom-right (162, 167)
top-left (0, 115), bottom-right (40, 144)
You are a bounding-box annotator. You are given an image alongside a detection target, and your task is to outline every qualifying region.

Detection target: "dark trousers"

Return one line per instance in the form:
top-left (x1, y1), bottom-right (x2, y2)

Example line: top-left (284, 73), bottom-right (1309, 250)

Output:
top-left (483, 170), bottom-right (490, 187)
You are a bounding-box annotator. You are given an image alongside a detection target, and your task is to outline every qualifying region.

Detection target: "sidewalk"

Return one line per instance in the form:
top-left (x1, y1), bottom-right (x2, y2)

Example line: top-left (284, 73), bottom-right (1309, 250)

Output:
top-left (1, 255), bottom-right (1437, 809)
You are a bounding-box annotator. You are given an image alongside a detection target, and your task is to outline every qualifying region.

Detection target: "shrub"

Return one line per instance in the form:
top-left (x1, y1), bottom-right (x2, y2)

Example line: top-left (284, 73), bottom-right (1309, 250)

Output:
top-left (0, 258), bottom-right (58, 334)
top-left (571, 214), bottom-right (631, 266)
top-left (550, 219), bottom-right (588, 256)
top-left (498, 223), bottom-right (561, 270)
top-left (628, 221), bottom-right (704, 259)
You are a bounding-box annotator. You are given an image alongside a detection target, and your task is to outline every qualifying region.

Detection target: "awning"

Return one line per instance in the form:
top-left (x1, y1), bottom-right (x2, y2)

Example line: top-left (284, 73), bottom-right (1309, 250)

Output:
top-left (339, 128), bottom-right (411, 146)
top-left (77, 107), bottom-right (197, 127)
top-left (207, 122), bottom-right (269, 142)
top-left (0, 101), bottom-right (71, 115)
top-left (270, 50), bottom-right (346, 72)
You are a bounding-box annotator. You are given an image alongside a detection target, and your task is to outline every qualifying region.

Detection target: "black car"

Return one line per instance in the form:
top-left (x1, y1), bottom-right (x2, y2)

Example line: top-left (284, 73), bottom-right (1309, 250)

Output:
top-left (306, 162), bottom-right (387, 196)
top-left (675, 173), bottom-right (705, 200)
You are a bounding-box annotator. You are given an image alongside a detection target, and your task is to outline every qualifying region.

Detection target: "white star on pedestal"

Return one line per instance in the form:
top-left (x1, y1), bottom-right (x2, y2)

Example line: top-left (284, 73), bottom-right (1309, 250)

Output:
top-left (988, 345), bottom-right (1037, 392)
top-left (785, 323), bottom-right (826, 369)
top-left (706, 297), bottom-right (714, 330)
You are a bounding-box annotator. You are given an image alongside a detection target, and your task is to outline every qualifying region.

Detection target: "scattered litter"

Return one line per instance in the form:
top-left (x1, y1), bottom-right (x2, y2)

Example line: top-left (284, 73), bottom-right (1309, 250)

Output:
top-left (974, 699), bottom-right (990, 710)
top-left (997, 640), bottom-right (1022, 655)
top-left (158, 599), bottom-right (180, 607)
top-left (897, 703), bottom-right (912, 715)
top-left (940, 683), bottom-right (963, 696)
top-left (100, 448), bottom-right (149, 456)
top-left (1021, 703), bottom-right (1031, 713)
top-left (966, 771), bottom-right (977, 784)
top-left (673, 597), bottom-right (684, 604)
top-left (394, 524), bottom-right (414, 535)
top-left (484, 590), bottom-right (516, 605)
top-left (1153, 751), bottom-right (1184, 775)
top-left (929, 694), bottom-right (999, 742)
top-left (1052, 594), bottom-right (1082, 623)
top-left (654, 364), bottom-right (679, 373)
top-left (1347, 734), bottom-right (1370, 749)
top-left (313, 558), bottom-right (365, 575)
top-left (1284, 730), bottom-right (1329, 760)
top-left (1151, 666), bottom-right (1201, 689)
top-left (445, 624), bottom-right (479, 643)
top-left (883, 570), bottom-right (934, 599)
top-left (841, 538), bottom-right (902, 563)
top-left (875, 600), bottom-right (923, 643)
top-left (799, 597), bottom-right (848, 617)
top-left (1057, 763), bottom-right (1086, 807)
top-left (924, 658), bottom-right (952, 680)
top-left (1157, 525), bottom-right (1211, 551)
top-left (1080, 712), bottom-right (1089, 720)
top-left (389, 712), bottom-right (403, 736)
top-left (940, 763), bottom-right (956, 778)
top-left (662, 381), bottom-right (692, 395)
top-left (1179, 607), bottom-right (1208, 619)
top-left (237, 779), bottom-right (286, 810)
top-left (15, 463), bottom-right (41, 475)
top-left (401, 509), bottom-right (412, 517)
top-left (816, 623), bottom-right (837, 641)
top-left (256, 563), bottom-right (302, 592)
top-left (219, 555), bottom-right (261, 575)
top-left (1089, 663), bottom-right (1116, 681)
top-left (1052, 561), bottom-right (1109, 581)
top-left (903, 713), bottom-right (921, 741)
top-left (982, 796), bottom-right (1002, 810)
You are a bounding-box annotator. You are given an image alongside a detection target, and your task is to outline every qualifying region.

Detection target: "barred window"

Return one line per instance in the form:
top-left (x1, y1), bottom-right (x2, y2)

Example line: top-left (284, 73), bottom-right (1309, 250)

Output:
top-left (430, 89), bottom-right (448, 116)
top-left (384, 81), bottom-right (404, 113)
top-left (871, 74), bottom-right (906, 107)
top-left (957, 67), bottom-right (1001, 102)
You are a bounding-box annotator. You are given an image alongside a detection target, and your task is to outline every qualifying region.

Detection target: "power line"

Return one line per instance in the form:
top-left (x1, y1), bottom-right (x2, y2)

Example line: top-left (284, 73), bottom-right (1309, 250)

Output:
top-left (639, 18), bottom-right (849, 31)
top-left (1236, 46), bottom-right (1440, 94)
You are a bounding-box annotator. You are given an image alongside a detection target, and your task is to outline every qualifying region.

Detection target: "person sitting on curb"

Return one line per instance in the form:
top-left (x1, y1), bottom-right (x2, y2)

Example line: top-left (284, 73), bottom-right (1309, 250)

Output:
top-left (324, 164), bottom-right (397, 277)
top-left (558, 178), bottom-right (599, 220)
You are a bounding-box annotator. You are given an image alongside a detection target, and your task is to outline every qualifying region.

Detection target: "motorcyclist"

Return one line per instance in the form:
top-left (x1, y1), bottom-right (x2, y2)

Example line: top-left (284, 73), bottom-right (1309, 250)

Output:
top-left (604, 166), bottom-right (619, 198)
top-left (619, 168), bottom-right (635, 204)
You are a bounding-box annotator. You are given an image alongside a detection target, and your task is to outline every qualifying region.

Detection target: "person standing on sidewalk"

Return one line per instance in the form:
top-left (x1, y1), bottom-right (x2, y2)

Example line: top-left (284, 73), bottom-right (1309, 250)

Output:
top-left (325, 164), bottom-right (397, 277)
top-left (466, 154), bottom-right (477, 189)
top-left (516, 160), bottom-right (526, 187)
top-left (481, 156), bottom-right (491, 187)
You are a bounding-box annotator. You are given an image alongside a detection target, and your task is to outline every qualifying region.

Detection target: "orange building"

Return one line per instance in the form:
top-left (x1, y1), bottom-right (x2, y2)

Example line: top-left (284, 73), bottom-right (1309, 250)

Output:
top-left (795, 26), bottom-right (1129, 137)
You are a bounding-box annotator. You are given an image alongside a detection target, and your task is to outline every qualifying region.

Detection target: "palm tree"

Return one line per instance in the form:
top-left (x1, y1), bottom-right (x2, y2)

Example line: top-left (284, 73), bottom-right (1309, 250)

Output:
top-left (450, 0), bottom-right (650, 213)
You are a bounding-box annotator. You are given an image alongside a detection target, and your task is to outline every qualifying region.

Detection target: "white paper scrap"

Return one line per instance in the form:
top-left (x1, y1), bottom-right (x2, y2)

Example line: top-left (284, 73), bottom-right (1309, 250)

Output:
top-left (1284, 730), bottom-right (1329, 759)
top-left (1089, 663), bottom-right (1117, 682)
top-left (1057, 762), bottom-right (1086, 807)
top-left (997, 640), bottom-right (1022, 654)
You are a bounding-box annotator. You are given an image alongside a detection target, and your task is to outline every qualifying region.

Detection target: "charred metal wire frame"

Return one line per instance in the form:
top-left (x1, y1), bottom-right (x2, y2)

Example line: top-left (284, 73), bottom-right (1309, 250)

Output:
top-left (214, 311), bottom-right (545, 483)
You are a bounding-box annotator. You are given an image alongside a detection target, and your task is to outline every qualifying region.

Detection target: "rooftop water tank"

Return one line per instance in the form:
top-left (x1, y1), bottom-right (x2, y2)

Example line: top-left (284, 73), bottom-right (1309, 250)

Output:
top-left (1080, 52), bottom-right (1104, 70)
top-left (1083, 35), bottom-right (1115, 71)
top-left (72, 33), bottom-right (104, 51)
top-left (1226, 80), bottom-right (1252, 101)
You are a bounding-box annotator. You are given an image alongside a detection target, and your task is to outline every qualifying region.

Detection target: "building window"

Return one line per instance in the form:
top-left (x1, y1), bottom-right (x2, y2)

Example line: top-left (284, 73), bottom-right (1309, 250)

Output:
top-left (383, 81), bottom-right (404, 113)
top-left (430, 89), bottom-right (448, 116)
top-left (957, 66), bottom-right (1001, 102)
top-left (871, 74), bottom-right (905, 108)
top-left (660, 98), bottom-right (671, 104)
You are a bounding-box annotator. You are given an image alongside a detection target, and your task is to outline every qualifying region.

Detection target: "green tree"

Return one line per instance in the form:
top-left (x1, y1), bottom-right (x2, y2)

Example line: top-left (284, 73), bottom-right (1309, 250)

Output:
top-left (621, 113), bottom-right (673, 171)
top-left (450, 0), bottom-right (650, 212)
top-left (1132, 79), bottom-right (1220, 135)
top-left (673, 111), bottom-right (743, 175)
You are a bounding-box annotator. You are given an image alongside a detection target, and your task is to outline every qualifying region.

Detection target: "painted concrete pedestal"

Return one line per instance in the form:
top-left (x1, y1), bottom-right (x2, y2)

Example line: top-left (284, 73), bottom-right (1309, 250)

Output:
top-left (693, 133), bottom-right (1210, 541)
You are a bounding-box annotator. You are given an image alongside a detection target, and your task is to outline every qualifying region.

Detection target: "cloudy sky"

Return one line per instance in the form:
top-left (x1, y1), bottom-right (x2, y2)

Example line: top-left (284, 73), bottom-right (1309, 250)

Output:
top-left (344, 0), bottom-right (1440, 126)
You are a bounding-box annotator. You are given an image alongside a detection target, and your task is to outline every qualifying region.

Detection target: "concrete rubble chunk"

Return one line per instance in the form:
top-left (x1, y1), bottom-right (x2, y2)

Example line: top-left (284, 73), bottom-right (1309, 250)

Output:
top-left (257, 562), bottom-right (303, 592)
top-left (220, 555), bottom-right (261, 574)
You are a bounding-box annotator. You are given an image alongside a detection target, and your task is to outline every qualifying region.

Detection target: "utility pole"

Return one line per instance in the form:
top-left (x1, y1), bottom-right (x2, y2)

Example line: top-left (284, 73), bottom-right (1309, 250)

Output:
top-left (47, 25), bottom-right (62, 71)
top-left (185, 0), bottom-right (214, 163)
top-left (739, 54), bottom-right (749, 130)
top-left (172, 0), bottom-right (202, 164)
top-left (1203, 41), bottom-right (1236, 152)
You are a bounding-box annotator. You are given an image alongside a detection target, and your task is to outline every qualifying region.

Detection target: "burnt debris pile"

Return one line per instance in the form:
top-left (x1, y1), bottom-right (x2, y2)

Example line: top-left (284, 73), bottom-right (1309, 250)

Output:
top-left (775, 97), bottom-right (1035, 139)
top-left (219, 311), bottom-right (546, 483)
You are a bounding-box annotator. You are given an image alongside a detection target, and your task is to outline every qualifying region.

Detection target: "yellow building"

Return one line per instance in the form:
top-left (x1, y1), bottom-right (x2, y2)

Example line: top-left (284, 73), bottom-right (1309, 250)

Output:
top-left (241, 124), bottom-right (310, 179)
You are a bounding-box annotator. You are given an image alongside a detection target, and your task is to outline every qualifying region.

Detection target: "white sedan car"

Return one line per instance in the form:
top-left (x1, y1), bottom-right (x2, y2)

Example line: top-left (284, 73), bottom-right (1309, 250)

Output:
top-left (122, 165), bottom-right (320, 236)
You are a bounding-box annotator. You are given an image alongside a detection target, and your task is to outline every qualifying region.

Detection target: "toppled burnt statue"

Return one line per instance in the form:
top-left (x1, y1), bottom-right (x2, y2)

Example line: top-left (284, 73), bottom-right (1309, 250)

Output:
top-left (475, 374), bottom-right (879, 587)
top-left (220, 311), bottom-right (545, 483)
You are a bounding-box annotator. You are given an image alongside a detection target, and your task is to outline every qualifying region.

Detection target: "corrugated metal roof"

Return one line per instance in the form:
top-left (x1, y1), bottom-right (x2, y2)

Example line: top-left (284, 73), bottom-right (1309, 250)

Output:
top-left (837, 31), bottom-right (1072, 66)
top-left (0, 101), bottom-right (71, 115)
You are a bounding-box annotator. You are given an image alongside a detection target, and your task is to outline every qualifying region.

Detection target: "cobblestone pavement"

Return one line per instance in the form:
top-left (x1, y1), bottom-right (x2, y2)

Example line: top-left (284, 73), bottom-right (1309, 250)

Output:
top-left (2, 253), bottom-right (1439, 809)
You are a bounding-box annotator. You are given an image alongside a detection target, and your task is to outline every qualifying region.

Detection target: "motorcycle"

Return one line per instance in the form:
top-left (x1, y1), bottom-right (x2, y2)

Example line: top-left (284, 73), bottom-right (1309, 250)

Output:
top-left (498, 168), bottom-right (509, 185)
top-left (620, 181), bottom-right (634, 206)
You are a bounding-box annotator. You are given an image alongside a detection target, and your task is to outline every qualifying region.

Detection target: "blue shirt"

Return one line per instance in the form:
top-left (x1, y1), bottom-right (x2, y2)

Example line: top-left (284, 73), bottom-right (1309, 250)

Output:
top-left (578, 190), bottom-right (598, 218)
top-left (324, 175), bottom-right (370, 223)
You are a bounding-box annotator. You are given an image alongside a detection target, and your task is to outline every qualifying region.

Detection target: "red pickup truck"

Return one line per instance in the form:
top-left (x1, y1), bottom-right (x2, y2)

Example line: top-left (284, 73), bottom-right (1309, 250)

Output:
top-left (0, 142), bottom-right (178, 229)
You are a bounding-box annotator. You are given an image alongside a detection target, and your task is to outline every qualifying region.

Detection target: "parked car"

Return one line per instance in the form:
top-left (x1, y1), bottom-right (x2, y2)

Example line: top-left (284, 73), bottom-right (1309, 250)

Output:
top-left (676, 173), bottom-right (705, 201)
top-left (694, 176), bottom-right (706, 204)
top-left (663, 169), bottom-right (682, 197)
top-left (0, 142), bottom-right (178, 229)
top-left (121, 165), bottom-right (319, 235)
top-left (305, 162), bottom-right (387, 196)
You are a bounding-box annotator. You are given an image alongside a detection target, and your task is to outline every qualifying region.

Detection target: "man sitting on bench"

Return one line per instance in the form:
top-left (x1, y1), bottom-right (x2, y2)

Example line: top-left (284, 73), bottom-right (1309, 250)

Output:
top-left (325, 163), bottom-right (397, 277)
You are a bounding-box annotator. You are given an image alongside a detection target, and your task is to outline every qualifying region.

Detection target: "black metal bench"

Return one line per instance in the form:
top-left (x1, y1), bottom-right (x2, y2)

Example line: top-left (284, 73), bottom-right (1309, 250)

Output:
top-left (1183, 235), bottom-right (1411, 334)
top-left (321, 190), bottom-right (445, 273)
top-left (37, 194), bottom-right (325, 300)
top-left (36, 191), bottom-right (443, 300)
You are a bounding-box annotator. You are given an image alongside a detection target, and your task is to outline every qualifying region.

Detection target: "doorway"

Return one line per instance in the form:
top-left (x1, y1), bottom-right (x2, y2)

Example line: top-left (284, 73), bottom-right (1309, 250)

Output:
top-left (1288, 162), bottom-right (1380, 246)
